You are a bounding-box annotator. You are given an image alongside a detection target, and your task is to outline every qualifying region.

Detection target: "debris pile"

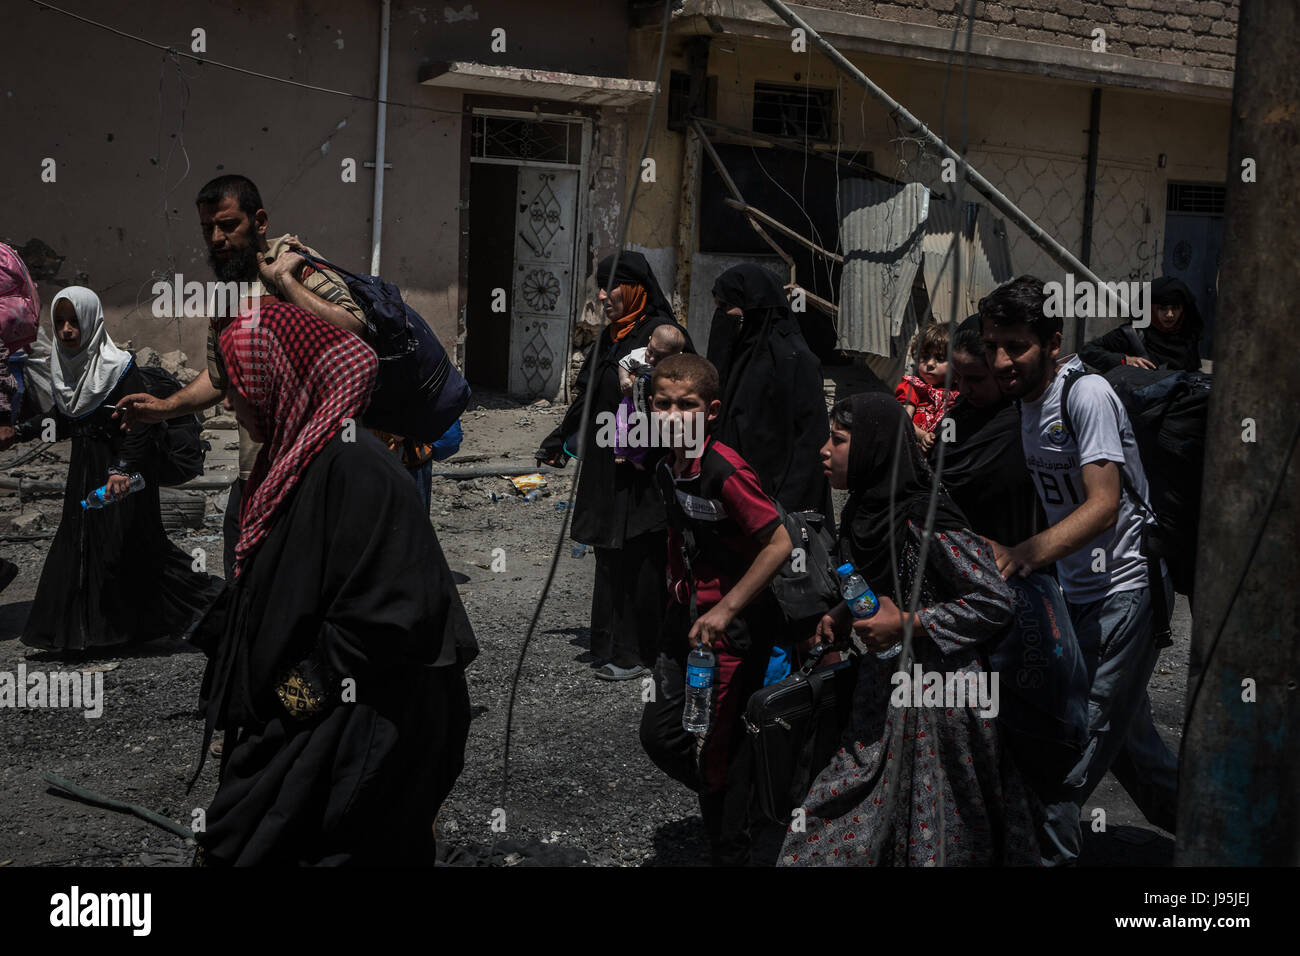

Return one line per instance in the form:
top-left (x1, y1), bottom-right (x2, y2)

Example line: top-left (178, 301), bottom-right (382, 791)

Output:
top-left (131, 346), bottom-right (200, 386)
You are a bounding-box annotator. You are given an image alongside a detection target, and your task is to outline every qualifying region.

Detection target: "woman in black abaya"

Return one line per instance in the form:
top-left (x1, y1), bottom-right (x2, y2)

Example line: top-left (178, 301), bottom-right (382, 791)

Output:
top-left (537, 252), bottom-right (693, 681)
top-left (707, 265), bottom-right (833, 518)
top-left (15, 287), bottom-right (221, 653)
top-left (191, 300), bottom-right (477, 866)
top-left (1079, 275), bottom-right (1205, 372)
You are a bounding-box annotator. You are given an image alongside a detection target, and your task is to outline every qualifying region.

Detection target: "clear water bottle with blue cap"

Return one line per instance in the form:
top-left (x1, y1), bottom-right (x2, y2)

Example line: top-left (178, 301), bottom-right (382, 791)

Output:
top-left (682, 645), bottom-right (716, 734)
top-left (836, 563), bottom-right (902, 660)
top-left (81, 474), bottom-right (146, 510)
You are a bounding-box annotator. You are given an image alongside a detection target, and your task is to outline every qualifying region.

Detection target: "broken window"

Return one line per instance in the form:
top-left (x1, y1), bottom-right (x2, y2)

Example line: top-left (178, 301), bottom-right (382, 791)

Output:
top-left (668, 69), bottom-right (717, 132)
top-left (751, 83), bottom-right (835, 142)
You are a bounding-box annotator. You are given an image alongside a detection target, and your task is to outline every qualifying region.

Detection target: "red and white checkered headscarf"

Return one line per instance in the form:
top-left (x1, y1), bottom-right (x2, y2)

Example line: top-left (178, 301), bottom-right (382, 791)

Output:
top-left (219, 301), bottom-right (377, 577)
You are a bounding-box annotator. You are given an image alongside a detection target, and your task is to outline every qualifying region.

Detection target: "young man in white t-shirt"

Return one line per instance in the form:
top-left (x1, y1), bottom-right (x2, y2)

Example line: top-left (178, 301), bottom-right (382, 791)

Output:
top-left (978, 275), bottom-right (1178, 866)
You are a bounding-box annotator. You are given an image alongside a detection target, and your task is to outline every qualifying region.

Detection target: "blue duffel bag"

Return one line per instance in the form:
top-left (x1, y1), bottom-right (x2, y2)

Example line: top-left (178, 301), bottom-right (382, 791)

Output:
top-left (298, 252), bottom-right (471, 443)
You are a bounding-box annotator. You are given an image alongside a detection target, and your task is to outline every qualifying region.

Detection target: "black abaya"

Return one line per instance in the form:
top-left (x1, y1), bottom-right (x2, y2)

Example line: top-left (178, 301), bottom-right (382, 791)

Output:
top-left (1079, 276), bottom-right (1204, 373)
top-left (539, 252), bottom-right (692, 669)
top-left (192, 432), bottom-right (477, 865)
top-left (19, 364), bottom-right (222, 651)
top-left (540, 254), bottom-right (693, 551)
top-left (708, 266), bottom-right (832, 517)
top-left (931, 397), bottom-right (1043, 548)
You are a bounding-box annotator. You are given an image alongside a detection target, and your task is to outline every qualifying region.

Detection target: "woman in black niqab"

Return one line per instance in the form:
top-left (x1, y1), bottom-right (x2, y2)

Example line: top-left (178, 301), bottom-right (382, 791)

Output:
top-left (707, 265), bottom-right (832, 517)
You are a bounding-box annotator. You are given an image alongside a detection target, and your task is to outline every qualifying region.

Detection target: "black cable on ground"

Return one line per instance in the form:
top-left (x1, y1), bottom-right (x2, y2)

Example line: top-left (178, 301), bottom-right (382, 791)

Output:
top-left (496, 0), bottom-right (674, 841)
top-left (43, 771), bottom-right (194, 841)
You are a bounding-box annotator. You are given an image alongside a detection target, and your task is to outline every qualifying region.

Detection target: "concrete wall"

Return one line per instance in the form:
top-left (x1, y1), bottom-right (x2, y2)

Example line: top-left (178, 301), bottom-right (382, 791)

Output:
top-left (621, 31), bottom-right (694, 314)
top-left (0, 0), bottom-right (629, 367)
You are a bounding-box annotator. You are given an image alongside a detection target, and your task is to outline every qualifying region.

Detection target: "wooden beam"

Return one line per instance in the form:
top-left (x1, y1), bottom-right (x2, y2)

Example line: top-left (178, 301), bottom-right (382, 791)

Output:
top-left (723, 197), bottom-right (844, 263)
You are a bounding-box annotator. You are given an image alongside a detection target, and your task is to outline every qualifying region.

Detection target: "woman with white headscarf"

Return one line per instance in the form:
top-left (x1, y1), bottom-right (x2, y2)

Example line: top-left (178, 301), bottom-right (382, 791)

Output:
top-left (11, 286), bottom-right (221, 653)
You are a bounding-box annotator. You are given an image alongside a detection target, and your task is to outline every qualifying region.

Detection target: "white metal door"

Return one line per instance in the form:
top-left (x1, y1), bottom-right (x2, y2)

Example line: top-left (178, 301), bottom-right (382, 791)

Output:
top-left (509, 166), bottom-right (577, 399)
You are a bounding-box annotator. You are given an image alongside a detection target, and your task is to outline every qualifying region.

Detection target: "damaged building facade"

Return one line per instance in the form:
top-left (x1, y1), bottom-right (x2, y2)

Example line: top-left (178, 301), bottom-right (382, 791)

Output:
top-left (621, 0), bottom-right (1236, 379)
top-left (3, 0), bottom-right (656, 402)
top-left (2, 0), bottom-right (1236, 401)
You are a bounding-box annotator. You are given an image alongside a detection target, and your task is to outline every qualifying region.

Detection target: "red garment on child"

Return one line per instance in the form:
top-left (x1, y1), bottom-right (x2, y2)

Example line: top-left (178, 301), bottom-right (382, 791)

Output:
top-left (895, 375), bottom-right (959, 433)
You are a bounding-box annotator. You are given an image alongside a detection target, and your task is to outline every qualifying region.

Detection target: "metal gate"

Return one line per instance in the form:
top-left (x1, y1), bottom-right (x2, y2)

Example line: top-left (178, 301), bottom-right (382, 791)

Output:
top-left (510, 166), bottom-right (577, 398)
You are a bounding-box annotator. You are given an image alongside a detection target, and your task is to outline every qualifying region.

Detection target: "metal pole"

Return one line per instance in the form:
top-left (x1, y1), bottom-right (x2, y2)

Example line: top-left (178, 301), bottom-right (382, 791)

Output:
top-left (1079, 87), bottom-right (1102, 348)
top-left (755, 0), bottom-right (1117, 306)
top-left (369, 0), bottom-right (391, 275)
top-left (1176, 0), bottom-right (1300, 866)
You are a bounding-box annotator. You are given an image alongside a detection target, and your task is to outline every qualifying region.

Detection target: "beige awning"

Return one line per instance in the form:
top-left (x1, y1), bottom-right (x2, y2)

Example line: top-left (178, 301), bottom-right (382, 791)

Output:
top-left (419, 61), bottom-right (656, 106)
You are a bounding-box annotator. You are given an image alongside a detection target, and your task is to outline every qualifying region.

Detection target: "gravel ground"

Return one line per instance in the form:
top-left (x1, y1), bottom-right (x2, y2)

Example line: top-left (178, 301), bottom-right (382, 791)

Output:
top-left (0, 390), bottom-right (1188, 867)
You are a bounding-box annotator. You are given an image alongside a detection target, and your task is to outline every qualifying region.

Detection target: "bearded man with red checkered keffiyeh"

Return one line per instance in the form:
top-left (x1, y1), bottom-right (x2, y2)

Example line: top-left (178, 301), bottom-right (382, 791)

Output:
top-left (187, 300), bottom-right (478, 866)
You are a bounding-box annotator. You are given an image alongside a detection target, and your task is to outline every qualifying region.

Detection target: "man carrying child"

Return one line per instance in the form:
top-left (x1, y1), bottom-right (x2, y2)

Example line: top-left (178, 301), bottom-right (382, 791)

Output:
top-left (638, 354), bottom-right (793, 866)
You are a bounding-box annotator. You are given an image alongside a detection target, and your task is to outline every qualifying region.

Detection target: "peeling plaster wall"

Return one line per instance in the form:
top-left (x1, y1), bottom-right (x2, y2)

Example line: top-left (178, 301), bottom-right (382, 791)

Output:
top-left (0, 0), bottom-right (629, 368)
top-left (587, 110), bottom-right (628, 276)
top-left (620, 32), bottom-right (692, 317)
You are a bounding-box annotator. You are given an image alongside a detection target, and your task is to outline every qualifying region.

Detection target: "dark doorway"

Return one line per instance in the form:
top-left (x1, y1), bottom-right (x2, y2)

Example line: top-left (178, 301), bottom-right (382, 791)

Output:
top-left (466, 162), bottom-right (517, 389)
top-left (1163, 182), bottom-right (1225, 356)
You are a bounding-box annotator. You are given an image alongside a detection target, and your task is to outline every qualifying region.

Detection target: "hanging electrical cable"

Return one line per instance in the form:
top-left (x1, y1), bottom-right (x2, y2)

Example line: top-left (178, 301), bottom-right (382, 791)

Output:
top-left (495, 0), bottom-right (675, 839)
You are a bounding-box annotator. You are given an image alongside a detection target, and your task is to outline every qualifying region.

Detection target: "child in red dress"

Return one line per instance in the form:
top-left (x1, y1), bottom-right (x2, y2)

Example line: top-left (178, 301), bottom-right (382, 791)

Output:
top-left (895, 323), bottom-right (959, 451)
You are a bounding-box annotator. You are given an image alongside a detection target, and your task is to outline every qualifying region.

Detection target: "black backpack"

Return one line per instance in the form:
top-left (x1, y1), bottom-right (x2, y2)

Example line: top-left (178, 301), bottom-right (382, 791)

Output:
top-left (655, 456), bottom-right (839, 626)
top-left (136, 365), bottom-right (209, 486)
top-left (296, 252), bottom-right (471, 443)
top-left (768, 504), bottom-right (841, 623)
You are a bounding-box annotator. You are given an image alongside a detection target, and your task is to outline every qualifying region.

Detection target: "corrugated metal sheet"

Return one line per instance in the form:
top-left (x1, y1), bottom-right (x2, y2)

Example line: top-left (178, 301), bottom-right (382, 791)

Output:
top-left (973, 208), bottom-right (1015, 297)
top-left (919, 199), bottom-right (966, 327)
top-left (839, 182), bottom-right (1016, 357)
top-left (837, 179), bottom-right (929, 357)
top-left (920, 200), bottom-right (1015, 325)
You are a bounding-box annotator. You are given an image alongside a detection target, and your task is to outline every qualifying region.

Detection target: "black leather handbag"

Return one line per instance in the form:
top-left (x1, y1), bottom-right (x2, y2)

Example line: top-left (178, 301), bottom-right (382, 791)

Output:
top-left (743, 643), bottom-right (859, 825)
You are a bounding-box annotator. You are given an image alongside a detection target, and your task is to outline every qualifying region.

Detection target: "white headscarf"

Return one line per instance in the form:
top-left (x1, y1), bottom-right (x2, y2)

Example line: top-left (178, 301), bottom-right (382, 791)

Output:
top-left (51, 286), bottom-right (133, 418)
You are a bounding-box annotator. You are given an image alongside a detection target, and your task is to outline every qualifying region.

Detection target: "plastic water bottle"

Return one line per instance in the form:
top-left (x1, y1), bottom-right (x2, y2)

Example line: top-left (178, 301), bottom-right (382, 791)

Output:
top-left (571, 542), bottom-right (587, 558)
top-left (81, 473), bottom-right (146, 510)
top-left (836, 563), bottom-right (902, 660)
top-left (682, 646), bottom-right (716, 734)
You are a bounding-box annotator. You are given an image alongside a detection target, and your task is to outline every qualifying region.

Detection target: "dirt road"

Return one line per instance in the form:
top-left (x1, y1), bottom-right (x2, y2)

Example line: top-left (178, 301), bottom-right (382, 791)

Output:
top-left (0, 391), bottom-right (1186, 866)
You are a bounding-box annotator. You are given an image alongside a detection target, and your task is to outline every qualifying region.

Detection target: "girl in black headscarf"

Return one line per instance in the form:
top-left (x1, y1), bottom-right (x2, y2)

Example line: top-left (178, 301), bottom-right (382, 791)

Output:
top-left (538, 252), bottom-right (693, 680)
top-left (1079, 275), bottom-right (1204, 372)
top-left (779, 392), bottom-right (1039, 866)
top-left (707, 265), bottom-right (832, 518)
